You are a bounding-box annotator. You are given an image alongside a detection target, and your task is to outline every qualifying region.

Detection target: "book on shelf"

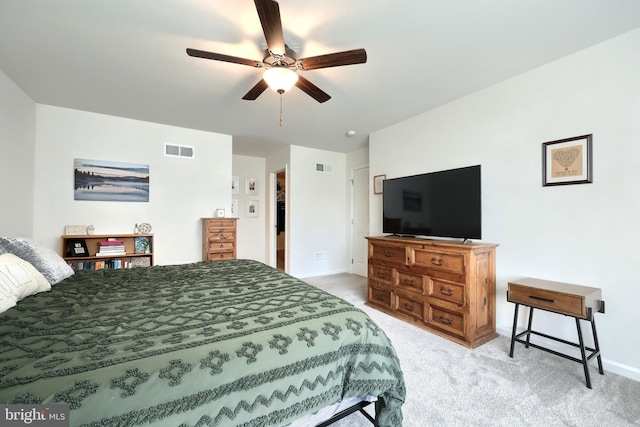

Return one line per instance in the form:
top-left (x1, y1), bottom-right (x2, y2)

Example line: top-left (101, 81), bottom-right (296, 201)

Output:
top-left (67, 258), bottom-right (130, 271)
top-left (97, 241), bottom-right (126, 256)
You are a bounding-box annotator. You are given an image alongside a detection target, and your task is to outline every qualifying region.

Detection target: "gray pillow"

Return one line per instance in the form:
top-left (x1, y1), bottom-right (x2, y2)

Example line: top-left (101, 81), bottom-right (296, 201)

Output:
top-left (0, 237), bottom-right (74, 285)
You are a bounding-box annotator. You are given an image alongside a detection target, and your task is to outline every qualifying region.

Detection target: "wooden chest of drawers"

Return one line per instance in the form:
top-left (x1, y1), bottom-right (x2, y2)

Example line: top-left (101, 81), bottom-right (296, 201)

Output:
top-left (202, 218), bottom-right (237, 261)
top-left (366, 236), bottom-right (499, 348)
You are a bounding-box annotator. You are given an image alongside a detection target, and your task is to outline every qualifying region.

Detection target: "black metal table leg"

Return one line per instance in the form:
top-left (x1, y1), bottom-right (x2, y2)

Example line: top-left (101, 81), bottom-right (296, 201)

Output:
top-left (509, 303), bottom-right (520, 357)
top-left (590, 317), bottom-right (604, 375)
top-left (576, 317), bottom-right (592, 389)
top-left (525, 307), bottom-right (534, 348)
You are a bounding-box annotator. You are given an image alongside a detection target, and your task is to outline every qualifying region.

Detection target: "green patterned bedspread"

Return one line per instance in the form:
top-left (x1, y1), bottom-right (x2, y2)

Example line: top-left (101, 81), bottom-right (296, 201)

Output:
top-left (0, 260), bottom-right (404, 426)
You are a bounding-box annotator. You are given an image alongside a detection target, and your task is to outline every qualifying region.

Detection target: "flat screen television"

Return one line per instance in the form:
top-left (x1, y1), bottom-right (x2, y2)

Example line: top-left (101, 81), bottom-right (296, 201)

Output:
top-left (382, 165), bottom-right (481, 240)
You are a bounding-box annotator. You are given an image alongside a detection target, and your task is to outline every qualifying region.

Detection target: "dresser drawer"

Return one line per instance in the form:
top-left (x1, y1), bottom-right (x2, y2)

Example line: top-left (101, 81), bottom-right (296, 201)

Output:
top-left (368, 282), bottom-right (393, 309)
top-left (395, 293), bottom-right (423, 320)
top-left (411, 248), bottom-right (465, 275)
top-left (426, 304), bottom-right (465, 337)
top-left (205, 219), bottom-right (236, 231)
top-left (370, 243), bottom-right (407, 264)
top-left (429, 278), bottom-right (465, 306)
top-left (207, 231), bottom-right (236, 242)
top-left (370, 265), bottom-right (393, 285)
top-left (207, 242), bottom-right (235, 251)
top-left (397, 271), bottom-right (425, 293)
top-left (207, 251), bottom-right (236, 261)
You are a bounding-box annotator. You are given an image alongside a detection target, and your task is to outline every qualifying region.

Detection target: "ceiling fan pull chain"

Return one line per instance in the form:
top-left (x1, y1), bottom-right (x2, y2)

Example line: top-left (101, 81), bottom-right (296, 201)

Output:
top-left (279, 93), bottom-right (284, 126)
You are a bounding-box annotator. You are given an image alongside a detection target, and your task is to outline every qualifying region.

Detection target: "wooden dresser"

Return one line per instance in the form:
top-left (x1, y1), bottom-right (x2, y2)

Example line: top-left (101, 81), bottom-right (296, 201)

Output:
top-left (366, 236), bottom-right (498, 348)
top-left (202, 218), bottom-right (237, 261)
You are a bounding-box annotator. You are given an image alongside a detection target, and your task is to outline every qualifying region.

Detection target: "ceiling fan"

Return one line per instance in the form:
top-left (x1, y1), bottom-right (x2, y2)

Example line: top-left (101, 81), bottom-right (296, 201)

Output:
top-left (186, 0), bottom-right (367, 104)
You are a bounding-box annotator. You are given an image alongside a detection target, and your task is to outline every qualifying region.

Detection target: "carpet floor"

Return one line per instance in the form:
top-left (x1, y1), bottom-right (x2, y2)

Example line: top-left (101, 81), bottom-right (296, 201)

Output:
top-left (303, 273), bottom-right (640, 427)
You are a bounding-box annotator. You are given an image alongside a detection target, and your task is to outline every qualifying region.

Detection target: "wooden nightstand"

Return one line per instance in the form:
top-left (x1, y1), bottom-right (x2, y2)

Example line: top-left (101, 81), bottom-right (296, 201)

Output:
top-left (507, 278), bottom-right (605, 388)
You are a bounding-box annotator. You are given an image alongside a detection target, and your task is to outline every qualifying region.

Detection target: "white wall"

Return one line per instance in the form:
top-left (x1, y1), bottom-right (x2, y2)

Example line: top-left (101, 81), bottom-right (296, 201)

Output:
top-left (370, 29), bottom-right (640, 380)
top-left (0, 69), bottom-right (36, 237)
top-left (289, 145), bottom-right (348, 277)
top-left (33, 105), bottom-right (232, 265)
top-left (232, 154), bottom-right (266, 262)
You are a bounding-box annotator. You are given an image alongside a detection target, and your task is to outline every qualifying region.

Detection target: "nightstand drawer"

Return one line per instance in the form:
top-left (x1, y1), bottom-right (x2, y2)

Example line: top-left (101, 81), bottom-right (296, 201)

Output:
top-left (508, 278), bottom-right (602, 319)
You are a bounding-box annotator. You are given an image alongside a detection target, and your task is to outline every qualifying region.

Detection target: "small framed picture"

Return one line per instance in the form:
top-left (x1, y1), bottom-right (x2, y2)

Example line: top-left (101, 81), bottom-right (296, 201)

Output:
top-left (231, 199), bottom-right (239, 217)
top-left (245, 178), bottom-right (259, 195)
top-left (65, 225), bottom-right (87, 235)
top-left (66, 238), bottom-right (89, 257)
top-left (542, 134), bottom-right (593, 186)
top-left (231, 176), bottom-right (239, 194)
top-left (134, 236), bottom-right (152, 254)
top-left (215, 208), bottom-right (225, 218)
top-left (373, 174), bottom-right (386, 194)
top-left (246, 199), bottom-right (259, 218)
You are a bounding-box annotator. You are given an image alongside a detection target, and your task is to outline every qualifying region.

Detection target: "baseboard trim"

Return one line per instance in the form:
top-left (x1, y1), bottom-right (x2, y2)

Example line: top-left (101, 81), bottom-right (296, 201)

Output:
top-left (296, 268), bottom-right (350, 279)
top-left (496, 326), bottom-right (640, 383)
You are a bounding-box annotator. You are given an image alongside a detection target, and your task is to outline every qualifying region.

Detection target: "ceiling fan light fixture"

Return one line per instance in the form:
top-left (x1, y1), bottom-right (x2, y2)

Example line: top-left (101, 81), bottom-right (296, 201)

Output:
top-left (263, 67), bottom-right (298, 94)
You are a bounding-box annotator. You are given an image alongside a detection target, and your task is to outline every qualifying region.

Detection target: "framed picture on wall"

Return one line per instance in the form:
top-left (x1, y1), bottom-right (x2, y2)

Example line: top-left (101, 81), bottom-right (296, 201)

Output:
top-left (373, 174), bottom-right (386, 194)
top-left (245, 178), bottom-right (259, 195)
top-left (542, 134), bottom-right (593, 186)
top-left (231, 199), bottom-right (239, 217)
top-left (246, 199), bottom-right (259, 218)
top-left (232, 176), bottom-right (239, 194)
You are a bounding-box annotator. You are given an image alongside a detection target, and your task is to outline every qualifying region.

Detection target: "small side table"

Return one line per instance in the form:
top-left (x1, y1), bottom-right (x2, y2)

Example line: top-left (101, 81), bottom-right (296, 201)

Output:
top-left (507, 278), bottom-right (605, 388)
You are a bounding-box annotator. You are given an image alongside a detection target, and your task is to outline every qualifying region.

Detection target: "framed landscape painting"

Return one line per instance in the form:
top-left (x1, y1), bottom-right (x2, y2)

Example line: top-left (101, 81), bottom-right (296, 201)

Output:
top-left (74, 159), bottom-right (150, 202)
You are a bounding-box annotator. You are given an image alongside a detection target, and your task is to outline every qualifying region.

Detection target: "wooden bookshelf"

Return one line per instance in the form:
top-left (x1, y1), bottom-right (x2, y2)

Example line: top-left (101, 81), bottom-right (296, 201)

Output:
top-left (61, 233), bottom-right (154, 270)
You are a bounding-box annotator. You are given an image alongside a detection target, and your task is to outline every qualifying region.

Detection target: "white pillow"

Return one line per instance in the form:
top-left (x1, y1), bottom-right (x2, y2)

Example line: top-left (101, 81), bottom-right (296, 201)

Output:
top-left (0, 237), bottom-right (74, 285)
top-left (0, 253), bottom-right (51, 313)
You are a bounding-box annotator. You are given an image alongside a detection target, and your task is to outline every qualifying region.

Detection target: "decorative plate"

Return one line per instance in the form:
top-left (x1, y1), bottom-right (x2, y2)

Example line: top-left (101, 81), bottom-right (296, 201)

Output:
top-left (137, 223), bottom-right (152, 233)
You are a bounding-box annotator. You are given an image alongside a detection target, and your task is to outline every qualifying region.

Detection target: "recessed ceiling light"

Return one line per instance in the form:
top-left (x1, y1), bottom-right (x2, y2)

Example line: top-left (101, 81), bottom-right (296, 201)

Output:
top-left (346, 130), bottom-right (357, 137)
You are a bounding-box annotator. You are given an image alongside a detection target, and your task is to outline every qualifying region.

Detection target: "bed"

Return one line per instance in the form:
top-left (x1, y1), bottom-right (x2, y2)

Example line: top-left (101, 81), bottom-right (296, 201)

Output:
top-left (0, 244), bottom-right (405, 427)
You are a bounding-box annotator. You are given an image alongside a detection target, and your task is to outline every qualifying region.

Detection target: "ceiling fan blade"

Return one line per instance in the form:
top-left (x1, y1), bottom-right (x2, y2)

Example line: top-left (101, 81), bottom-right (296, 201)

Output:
top-left (299, 48), bottom-right (367, 70)
top-left (186, 48), bottom-right (261, 68)
top-left (295, 75), bottom-right (331, 103)
top-left (242, 79), bottom-right (269, 100)
top-left (254, 0), bottom-right (285, 56)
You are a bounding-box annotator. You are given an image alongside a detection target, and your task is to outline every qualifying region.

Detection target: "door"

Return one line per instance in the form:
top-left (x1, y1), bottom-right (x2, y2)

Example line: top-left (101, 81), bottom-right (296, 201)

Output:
top-left (351, 167), bottom-right (369, 276)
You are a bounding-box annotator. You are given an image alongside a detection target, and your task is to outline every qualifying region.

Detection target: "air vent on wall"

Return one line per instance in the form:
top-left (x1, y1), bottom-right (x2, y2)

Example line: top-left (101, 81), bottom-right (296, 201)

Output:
top-left (315, 163), bottom-right (333, 173)
top-left (165, 143), bottom-right (195, 159)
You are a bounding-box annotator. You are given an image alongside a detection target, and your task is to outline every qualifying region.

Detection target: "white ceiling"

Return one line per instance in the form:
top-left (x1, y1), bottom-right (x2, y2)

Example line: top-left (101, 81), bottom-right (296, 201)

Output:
top-left (1, 1), bottom-right (639, 157)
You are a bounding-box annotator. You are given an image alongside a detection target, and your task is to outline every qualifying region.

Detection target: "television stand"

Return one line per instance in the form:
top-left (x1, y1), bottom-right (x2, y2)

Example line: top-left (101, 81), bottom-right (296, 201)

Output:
top-left (366, 236), bottom-right (498, 348)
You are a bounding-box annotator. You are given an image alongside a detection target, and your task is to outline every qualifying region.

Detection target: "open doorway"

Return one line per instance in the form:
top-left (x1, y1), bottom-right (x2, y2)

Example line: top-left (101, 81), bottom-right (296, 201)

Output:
top-left (276, 170), bottom-right (286, 271)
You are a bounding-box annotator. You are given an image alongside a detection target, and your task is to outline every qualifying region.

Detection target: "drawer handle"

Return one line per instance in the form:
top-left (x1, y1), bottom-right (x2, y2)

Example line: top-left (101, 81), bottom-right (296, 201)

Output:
top-left (377, 272), bottom-right (388, 279)
top-left (438, 316), bottom-right (453, 324)
top-left (431, 257), bottom-right (443, 266)
top-left (440, 287), bottom-right (453, 296)
top-left (403, 278), bottom-right (415, 285)
top-left (383, 250), bottom-right (393, 257)
top-left (529, 295), bottom-right (555, 303)
top-left (374, 292), bottom-right (386, 301)
top-left (219, 244), bottom-right (224, 248)
top-left (403, 303), bottom-right (414, 311)
top-left (219, 254), bottom-right (225, 259)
